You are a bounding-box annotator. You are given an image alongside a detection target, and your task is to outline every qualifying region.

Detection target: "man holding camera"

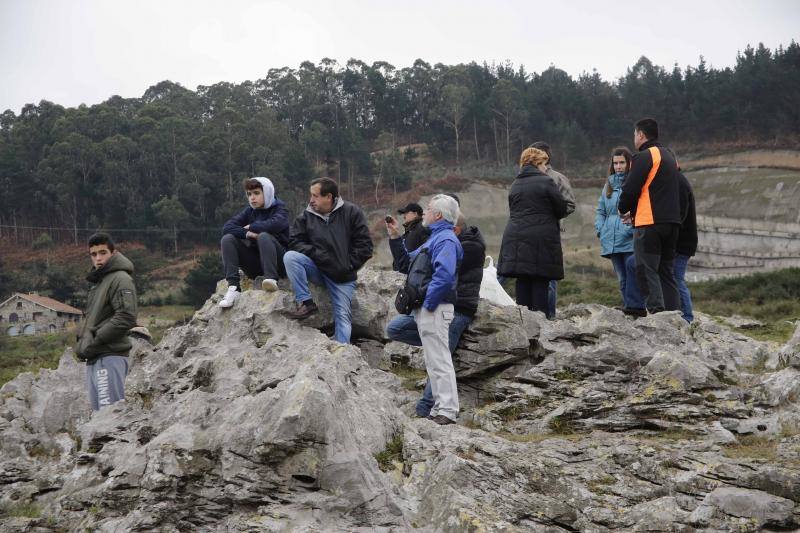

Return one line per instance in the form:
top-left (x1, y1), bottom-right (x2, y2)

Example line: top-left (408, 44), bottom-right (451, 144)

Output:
top-left (389, 203), bottom-right (430, 272)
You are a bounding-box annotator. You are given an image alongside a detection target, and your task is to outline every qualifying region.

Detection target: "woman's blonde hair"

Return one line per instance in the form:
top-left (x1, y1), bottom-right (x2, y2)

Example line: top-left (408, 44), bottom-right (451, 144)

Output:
top-left (519, 147), bottom-right (549, 168)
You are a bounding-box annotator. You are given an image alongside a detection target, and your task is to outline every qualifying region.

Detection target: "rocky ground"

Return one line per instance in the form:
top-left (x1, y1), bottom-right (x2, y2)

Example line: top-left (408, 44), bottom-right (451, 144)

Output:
top-left (1, 267), bottom-right (799, 532)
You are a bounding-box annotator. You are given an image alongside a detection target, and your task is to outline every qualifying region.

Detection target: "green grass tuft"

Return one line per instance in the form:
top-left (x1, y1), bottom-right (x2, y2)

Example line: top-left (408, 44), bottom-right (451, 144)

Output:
top-left (0, 502), bottom-right (41, 519)
top-left (374, 433), bottom-right (404, 472)
top-left (0, 331), bottom-right (71, 386)
top-left (723, 435), bottom-right (778, 461)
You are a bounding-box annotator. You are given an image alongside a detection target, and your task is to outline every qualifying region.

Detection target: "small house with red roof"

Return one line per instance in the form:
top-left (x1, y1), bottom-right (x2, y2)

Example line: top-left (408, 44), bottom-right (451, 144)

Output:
top-left (0, 293), bottom-right (82, 336)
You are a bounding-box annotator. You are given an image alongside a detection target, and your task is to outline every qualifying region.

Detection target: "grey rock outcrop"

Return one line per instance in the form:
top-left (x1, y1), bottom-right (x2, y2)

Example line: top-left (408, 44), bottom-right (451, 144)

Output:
top-left (1, 267), bottom-right (798, 531)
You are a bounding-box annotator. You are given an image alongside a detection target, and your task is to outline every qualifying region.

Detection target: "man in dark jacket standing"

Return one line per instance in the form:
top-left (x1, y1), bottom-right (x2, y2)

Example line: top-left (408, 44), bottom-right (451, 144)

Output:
top-left (219, 177), bottom-right (291, 308)
top-left (75, 233), bottom-right (137, 411)
top-left (621, 167), bottom-right (697, 320)
top-left (283, 177), bottom-right (373, 344)
top-left (391, 202), bottom-right (429, 271)
top-left (618, 118), bottom-right (681, 314)
top-left (531, 141), bottom-right (576, 318)
top-left (387, 211), bottom-right (486, 418)
top-left (675, 169), bottom-right (698, 322)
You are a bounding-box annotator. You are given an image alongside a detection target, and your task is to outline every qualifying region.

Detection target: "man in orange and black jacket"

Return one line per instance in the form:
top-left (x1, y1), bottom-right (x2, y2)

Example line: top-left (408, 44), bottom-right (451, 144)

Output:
top-left (618, 117), bottom-right (681, 314)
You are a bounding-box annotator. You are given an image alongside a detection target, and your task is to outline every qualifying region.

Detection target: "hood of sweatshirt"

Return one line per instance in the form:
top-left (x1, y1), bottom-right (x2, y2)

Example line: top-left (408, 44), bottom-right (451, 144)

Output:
top-left (251, 177), bottom-right (275, 208)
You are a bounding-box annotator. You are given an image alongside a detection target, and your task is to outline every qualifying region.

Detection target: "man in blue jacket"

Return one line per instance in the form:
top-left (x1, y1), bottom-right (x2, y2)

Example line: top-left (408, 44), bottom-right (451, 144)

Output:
top-left (219, 177), bottom-right (290, 308)
top-left (389, 194), bottom-right (463, 425)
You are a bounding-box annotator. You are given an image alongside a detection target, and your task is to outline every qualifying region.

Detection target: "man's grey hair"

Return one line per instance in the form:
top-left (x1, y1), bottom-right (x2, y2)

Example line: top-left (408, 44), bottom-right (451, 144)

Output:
top-left (428, 194), bottom-right (460, 224)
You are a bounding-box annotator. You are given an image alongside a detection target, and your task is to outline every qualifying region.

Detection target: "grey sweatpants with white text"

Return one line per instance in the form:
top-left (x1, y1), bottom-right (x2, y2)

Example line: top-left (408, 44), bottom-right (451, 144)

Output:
top-left (86, 355), bottom-right (129, 411)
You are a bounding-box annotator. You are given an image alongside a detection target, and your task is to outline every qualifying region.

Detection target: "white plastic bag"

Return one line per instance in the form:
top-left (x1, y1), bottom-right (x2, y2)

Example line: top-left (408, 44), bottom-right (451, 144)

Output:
top-left (479, 256), bottom-right (516, 307)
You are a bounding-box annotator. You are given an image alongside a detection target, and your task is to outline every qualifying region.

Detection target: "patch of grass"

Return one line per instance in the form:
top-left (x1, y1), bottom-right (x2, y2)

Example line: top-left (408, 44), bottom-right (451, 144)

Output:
top-left (548, 416), bottom-right (576, 435)
top-left (497, 431), bottom-right (585, 443)
top-left (0, 502), bottom-right (41, 519)
top-left (723, 435), bottom-right (778, 461)
top-left (139, 304), bottom-right (195, 344)
top-left (716, 372), bottom-right (740, 386)
top-left (660, 457), bottom-right (682, 469)
top-left (558, 273), bottom-right (620, 308)
top-left (645, 427), bottom-right (699, 442)
top-left (26, 441), bottom-right (58, 459)
top-left (388, 364), bottom-right (427, 391)
top-left (587, 473), bottom-right (616, 494)
top-left (374, 433), bottom-right (404, 472)
top-left (139, 304), bottom-right (195, 323)
top-left (0, 331), bottom-right (71, 386)
top-left (733, 322), bottom-right (797, 343)
top-left (493, 398), bottom-right (545, 422)
top-left (455, 445), bottom-right (477, 461)
top-left (691, 268), bottom-right (800, 342)
top-left (553, 368), bottom-right (579, 382)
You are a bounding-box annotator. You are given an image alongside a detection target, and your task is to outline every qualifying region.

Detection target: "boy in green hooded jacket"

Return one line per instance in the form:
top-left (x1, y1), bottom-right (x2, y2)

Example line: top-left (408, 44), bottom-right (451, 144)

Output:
top-left (75, 232), bottom-right (137, 410)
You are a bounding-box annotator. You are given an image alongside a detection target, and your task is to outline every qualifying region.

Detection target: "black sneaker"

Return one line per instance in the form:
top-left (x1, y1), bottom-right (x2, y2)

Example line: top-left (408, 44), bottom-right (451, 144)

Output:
top-left (286, 301), bottom-right (318, 320)
top-left (428, 415), bottom-right (456, 425)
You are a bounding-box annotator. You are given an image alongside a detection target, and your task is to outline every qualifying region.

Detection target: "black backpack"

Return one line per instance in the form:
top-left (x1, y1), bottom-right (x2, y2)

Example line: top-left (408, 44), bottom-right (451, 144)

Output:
top-left (394, 248), bottom-right (433, 314)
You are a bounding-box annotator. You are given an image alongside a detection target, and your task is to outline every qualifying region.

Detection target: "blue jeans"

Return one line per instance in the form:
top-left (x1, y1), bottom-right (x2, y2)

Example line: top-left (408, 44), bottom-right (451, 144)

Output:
top-left (673, 254), bottom-right (694, 322)
top-left (283, 251), bottom-right (356, 344)
top-left (547, 280), bottom-right (557, 319)
top-left (386, 311), bottom-right (472, 417)
top-left (609, 252), bottom-right (633, 307)
top-left (624, 254), bottom-right (646, 310)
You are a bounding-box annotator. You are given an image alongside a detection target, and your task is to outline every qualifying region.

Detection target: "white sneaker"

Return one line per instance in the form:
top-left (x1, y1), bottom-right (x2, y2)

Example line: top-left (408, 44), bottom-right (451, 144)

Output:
top-left (219, 286), bottom-right (240, 308)
top-left (261, 278), bottom-right (278, 292)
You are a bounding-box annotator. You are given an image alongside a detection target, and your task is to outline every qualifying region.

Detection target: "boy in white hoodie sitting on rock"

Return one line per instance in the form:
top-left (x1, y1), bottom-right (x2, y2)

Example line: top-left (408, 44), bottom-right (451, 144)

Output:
top-left (218, 177), bottom-right (291, 308)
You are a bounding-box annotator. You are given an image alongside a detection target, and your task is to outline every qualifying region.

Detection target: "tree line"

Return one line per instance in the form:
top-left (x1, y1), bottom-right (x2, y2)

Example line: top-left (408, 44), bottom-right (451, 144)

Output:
top-left (0, 41), bottom-right (797, 251)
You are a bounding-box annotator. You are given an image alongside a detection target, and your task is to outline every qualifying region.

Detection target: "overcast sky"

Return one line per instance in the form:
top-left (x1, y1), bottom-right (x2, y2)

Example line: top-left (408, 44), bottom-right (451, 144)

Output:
top-left (1, 0), bottom-right (798, 114)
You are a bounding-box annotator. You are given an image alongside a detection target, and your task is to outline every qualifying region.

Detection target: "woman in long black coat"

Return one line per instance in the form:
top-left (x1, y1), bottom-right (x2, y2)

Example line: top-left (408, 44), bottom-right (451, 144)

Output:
top-left (498, 147), bottom-right (570, 316)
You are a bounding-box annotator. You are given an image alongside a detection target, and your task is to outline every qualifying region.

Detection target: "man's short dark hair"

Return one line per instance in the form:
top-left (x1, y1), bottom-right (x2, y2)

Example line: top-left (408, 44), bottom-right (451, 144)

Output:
top-left (530, 141), bottom-right (552, 160)
top-left (311, 177), bottom-right (338, 199)
top-left (634, 118), bottom-right (659, 141)
top-left (88, 232), bottom-right (115, 252)
top-left (445, 193), bottom-right (461, 206)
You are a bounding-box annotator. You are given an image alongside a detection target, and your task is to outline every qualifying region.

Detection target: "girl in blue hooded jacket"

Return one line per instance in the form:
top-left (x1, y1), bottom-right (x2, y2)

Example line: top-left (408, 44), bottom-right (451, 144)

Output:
top-left (595, 147), bottom-right (635, 306)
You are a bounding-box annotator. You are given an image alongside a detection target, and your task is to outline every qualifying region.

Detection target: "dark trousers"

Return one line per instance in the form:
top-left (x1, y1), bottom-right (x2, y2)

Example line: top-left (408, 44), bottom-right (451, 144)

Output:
top-left (516, 276), bottom-right (551, 316)
top-left (221, 233), bottom-right (285, 288)
top-left (547, 280), bottom-right (557, 318)
top-left (633, 224), bottom-right (680, 313)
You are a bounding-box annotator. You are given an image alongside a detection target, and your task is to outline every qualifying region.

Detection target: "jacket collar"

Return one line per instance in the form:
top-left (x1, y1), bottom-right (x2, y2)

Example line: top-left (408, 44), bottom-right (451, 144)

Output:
top-left (638, 139), bottom-right (661, 152)
top-left (252, 197), bottom-right (281, 213)
top-left (86, 252), bottom-right (134, 283)
top-left (427, 219), bottom-right (454, 234)
top-left (403, 217), bottom-right (422, 231)
top-left (517, 165), bottom-right (546, 179)
top-left (608, 172), bottom-right (625, 188)
top-left (306, 196), bottom-right (344, 220)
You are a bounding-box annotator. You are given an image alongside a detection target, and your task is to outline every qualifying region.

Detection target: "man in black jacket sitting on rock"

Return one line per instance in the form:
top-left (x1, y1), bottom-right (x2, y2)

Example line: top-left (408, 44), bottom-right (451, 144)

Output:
top-left (284, 177), bottom-right (374, 344)
top-left (386, 210), bottom-right (486, 417)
